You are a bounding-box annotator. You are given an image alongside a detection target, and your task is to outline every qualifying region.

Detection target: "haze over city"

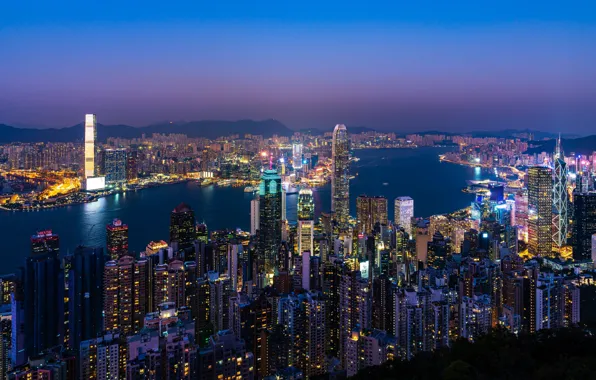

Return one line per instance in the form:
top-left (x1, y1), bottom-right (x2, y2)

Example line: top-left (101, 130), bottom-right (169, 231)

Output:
top-left (2, 1), bottom-right (596, 132)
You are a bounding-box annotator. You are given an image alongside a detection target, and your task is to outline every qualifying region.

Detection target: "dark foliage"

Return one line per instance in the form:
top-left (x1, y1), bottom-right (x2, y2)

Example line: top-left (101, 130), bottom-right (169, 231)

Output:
top-left (352, 328), bottom-right (596, 380)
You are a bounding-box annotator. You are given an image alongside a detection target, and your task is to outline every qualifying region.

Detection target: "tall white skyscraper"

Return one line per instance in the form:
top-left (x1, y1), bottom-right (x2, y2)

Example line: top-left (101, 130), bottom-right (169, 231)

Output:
top-left (394, 196), bottom-right (414, 236)
top-left (293, 143), bottom-right (303, 169)
top-left (84, 114), bottom-right (96, 178)
top-left (331, 124), bottom-right (350, 228)
top-left (250, 197), bottom-right (259, 236)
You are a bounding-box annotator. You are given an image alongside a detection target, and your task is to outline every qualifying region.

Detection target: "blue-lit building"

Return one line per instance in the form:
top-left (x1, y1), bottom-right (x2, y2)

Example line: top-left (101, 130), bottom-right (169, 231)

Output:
top-left (257, 169), bottom-right (282, 275)
top-left (104, 148), bottom-right (127, 185)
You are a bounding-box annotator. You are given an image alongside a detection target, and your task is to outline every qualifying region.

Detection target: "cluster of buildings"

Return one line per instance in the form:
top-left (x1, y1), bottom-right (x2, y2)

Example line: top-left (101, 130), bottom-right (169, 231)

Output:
top-left (0, 124), bottom-right (593, 380)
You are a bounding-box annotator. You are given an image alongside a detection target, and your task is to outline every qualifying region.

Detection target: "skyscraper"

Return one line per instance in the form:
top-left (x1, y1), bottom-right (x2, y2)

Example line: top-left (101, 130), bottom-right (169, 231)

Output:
top-left (292, 143), bottom-right (303, 169)
top-left (527, 166), bottom-right (553, 257)
top-left (331, 124), bottom-right (350, 228)
top-left (552, 136), bottom-right (569, 249)
top-left (572, 192), bottom-right (596, 261)
top-left (250, 197), bottom-right (259, 236)
top-left (126, 149), bottom-right (138, 182)
top-left (106, 218), bottom-right (129, 260)
top-left (84, 114), bottom-right (96, 178)
top-left (257, 169), bottom-right (282, 274)
top-left (356, 195), bottom-right (388, 235)
top-left (170, 203), bottom-right (197, 251)
top-left (394, 197), bottom-right (414, 236)
top-left (104, 148), bottom-right (127, 185)
top-left (297, 188), bottom-right (315, 255)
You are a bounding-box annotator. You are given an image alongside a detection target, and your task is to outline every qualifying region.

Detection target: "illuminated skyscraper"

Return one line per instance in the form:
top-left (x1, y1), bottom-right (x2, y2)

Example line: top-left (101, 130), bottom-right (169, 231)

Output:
top-left (356, 195), bottom-right (388, 235)
top-left (104, 148), bottom-right (127, 185)
top-left (257, 169), bottom-right (283, 274)
top-left (250, 198), bottom-right (259, 236)
top-left (30, 230), bottom-right (60, 255)
top-left (298, 188), bottom-right (315, 255)
top-left (106, 218), bottom-right (129, 260)
top-left (126, 149), bottom-right (138, 181)
top-left (84, 114), bottom-right (96, 178)
top-left (527, 166), bottom-right (553, 257)
top-left (170, 203), bottom-right (197, 251)
top-left (292, 143), bottom-right (303, 169)
top-left (552, 135), bottom-right (569, 249)
top-left (394, 196), bottom-right (414, 236)
top-left (331, 124), bottom-right (350, 228)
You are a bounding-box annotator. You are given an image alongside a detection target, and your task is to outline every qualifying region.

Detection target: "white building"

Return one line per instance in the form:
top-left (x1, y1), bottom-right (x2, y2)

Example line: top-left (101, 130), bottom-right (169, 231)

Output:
top-left (84, 113), bottom-right (96, 178)
top-left (394, 196), bottom-right (414, 236)
top-left (250, 198), bottom-right (259, 236)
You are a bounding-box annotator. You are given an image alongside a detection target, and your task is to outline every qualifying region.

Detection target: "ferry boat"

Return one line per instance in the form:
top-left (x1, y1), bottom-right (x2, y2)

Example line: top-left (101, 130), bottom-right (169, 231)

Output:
top-left (244, 186), bottom-right (257, 193)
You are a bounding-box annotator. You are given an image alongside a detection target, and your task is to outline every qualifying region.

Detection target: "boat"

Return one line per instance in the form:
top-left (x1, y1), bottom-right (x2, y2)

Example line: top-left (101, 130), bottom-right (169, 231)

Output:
top-left (244, 186), bottom-right (257, 193)
top-left (382, 182), bottom-right (389, 186)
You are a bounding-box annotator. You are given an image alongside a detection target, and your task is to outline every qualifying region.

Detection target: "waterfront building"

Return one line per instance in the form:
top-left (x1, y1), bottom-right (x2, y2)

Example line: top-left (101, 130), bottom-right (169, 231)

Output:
top-left (331, 124), bottom-right (350, 228)
top-left (126, 149), bottom-right (138, 181)
top-left (106, 218), bottom-right (129, 260)
top-left (527, 166), bottom-right (553, 257)
top-left (356, 195), bottom-right (388, 235)
top-left (104, 148), bottom-right (127, 185)
top-left (170, 202), bottom-right (197, 251)
top-left (84, 113), bottom-right (96, 178)
top-left (572, 192), bottom-right (596, 261)
top-left (394, 196), bottom-right (414, 236)
top-left (292, 143), bottom-right (303, 169)
top-left (30, 229), bottom-right (59, 255)
top-left (257, 169), bottom-right (283, 275)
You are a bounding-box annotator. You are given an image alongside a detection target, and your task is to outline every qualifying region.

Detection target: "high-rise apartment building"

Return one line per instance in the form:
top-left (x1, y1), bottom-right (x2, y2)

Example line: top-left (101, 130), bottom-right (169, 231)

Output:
top-left (292, 143), bottom-right (303, 169)
top-left (106, 218), bottom-right (128, 260)
top-left (394, 196), bottom-right (414, 236)
top-left (572, 192), bottom-right (596, 261)
top-left (331, 124), bottom-right (350, 228)
top-left (527, 166), bottom-right (553, 257)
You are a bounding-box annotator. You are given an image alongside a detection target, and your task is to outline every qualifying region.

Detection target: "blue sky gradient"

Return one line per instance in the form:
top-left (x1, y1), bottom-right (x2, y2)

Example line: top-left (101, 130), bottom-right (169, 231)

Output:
top-left (2, 1), bottom-right (595, 132)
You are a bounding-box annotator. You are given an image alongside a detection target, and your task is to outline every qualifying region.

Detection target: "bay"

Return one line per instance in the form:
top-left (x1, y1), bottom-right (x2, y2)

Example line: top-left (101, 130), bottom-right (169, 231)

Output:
top-left (0, 147), bottom-right (493, 273)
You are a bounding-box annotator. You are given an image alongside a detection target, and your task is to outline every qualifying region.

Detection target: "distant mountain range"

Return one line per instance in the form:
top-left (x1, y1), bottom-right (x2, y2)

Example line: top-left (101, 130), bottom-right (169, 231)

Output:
top-left (0, 119), bottom-right (293, 143)
top-left (525, 135), bottom-right (596, 156)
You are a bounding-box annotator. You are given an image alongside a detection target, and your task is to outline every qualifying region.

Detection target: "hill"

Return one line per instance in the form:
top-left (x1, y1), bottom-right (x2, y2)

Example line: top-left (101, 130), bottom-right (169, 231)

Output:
top-left (350, 328), bottom-right (596, 380)
top-left (525, 135), bottom-right (596, 155)
top-left (0, 119), bottom-right (293, 143)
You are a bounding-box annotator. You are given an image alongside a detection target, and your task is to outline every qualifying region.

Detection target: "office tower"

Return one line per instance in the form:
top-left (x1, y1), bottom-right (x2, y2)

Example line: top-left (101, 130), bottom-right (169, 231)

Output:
top-left (346, 327), bottom-right (396, 377)
top-left (63, 246), bottom-right (107, 351)
top-left (292, 143), bottom-right (303, 169)
top-left (394, 196), bottom-right (414, 236)
top-left (104, 148), bottom-right (127, 185)
top-left (106, 218), bottom-right (129, 260)
top-left (0, 275), bottom-right (16, 306)
top-left (322, 258), bottom-right (342, 357)
top-left (228, 244), bottom-right (241, 291)
top-left (153, 260), bottom-right (187, 308)
top-left (372, 275), bottom-right (393, 332)
top-left (460, 295), bottom-right (492, 340)
top-left (80, 333), bottom-right (121, 380)
top-left (297, 188), bottom-right (315, 255)
top-left (553, 136), bottom-right (569, 249)
top-left (126, 149), bottom-right (138, 181)
top-left (197, 330), bottom-right (255, 380)
top-left (356, 195), bottom-right (388, 235)
top-left (527, 166), bottom-right (553, 257)
top-left (23, 242), bottom-right (63, 358)
top-left (30, 229), bottom-right (59, 255)
top-left (250, 197), bottom-right (259, 236)
top-left (515, 190), bottom-right (529, 242)
top-left (427, 232), bottom-right (451, 270)
top-left (572, 192), bottom-right (596, 261)
top-left (84, 113), bottom-right (96, 178)
top-left (257, 169), bottom-right (283, 274)
top-left (104, 256), bottom-right (150, 335)
top-left (331, 124), bottom-right (350, 228)
top-left (170, 202), bottom-right (197, 251)
top-left (196, 223), bottom-right (208, 244)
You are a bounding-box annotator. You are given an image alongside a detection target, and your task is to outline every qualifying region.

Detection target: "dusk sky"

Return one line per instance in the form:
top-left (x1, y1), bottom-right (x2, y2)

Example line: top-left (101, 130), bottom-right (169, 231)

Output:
top-left (2, 1), bottom-right (596, 133)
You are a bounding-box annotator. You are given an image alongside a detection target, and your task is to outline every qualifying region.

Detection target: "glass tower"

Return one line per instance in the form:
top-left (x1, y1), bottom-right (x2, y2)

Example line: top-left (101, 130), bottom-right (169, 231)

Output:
top-left (552, 136), bottom-right (569, 249)
top-left (528, 166), bottom-right (553, 257)
top-left (331, 124), bottom-right (350, 228)
top-left (84, 114), bottom-right (96, 178)
top-left (298, 188), bottom-right (315, 255)
top-left (258, 169), bottom-right (283, 274)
